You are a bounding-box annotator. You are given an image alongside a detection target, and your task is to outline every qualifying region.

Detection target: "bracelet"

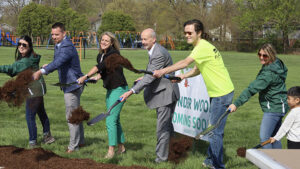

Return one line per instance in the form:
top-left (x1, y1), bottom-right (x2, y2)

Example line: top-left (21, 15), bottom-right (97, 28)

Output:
top-left (85, 74), bottom-right (90, 79)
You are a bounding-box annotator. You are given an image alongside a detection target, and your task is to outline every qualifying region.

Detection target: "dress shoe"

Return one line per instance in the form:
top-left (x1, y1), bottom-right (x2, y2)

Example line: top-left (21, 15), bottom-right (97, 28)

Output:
top-left (155, 158), bottom-right (166, 164)
top-left (117, 149), bottom-right (126, 155)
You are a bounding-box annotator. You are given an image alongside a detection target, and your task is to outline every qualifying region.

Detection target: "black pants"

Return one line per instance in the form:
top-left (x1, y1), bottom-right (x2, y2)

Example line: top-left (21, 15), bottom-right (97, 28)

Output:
top-left (287, 140), bottom-right (300, 149)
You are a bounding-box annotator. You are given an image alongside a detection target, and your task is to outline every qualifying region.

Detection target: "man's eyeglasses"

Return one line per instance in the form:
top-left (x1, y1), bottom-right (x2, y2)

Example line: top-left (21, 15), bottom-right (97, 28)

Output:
top-left (18, 43), bottom-right (27, 48)
top-left (258, 52), bottom-right (268, 58)
top-left (184, 32), bottom-right (192, 36)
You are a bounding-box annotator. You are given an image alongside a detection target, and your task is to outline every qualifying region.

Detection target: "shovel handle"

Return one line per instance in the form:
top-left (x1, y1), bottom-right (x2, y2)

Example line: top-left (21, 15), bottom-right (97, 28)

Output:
top-left (253, 139), bottom-right (272, 149)
top-left (196, 108), bottom-right (231, 139)
top-left (261, 139), bottom-right (272, 146)
top-left (106, 98), bottom-right (122, 114)
top-left (138, 70), bottom-right (181, 81)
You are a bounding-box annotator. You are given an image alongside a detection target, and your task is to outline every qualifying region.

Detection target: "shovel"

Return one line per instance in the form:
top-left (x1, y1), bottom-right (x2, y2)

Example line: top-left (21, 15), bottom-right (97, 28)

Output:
top-left (52, 79), bottom-right (97, 87)
top-left (87, 98), bottom-right (122, 126)
top-left (237, 139), bottom-right (272, 157)
top-left (252, 139), bottom-right (272, 149)
top-left (195, 108), bottom-right (231, 139)
top-left (137, 69), bottom-right (182, 81)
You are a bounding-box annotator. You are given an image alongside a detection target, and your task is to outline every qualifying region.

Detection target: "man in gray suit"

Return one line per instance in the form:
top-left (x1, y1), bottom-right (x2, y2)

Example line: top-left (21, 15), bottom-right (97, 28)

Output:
top-left (120, 28), bottom-right (179, 163)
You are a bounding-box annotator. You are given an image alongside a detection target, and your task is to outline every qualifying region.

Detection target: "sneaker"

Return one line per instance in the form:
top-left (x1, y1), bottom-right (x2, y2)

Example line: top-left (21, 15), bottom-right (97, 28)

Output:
top-left (43, 133), bottom-right (55, 144)
top-left (202, 162), bottom-right (215, 169)
top-left (29, 142), bottom-right (38, 149)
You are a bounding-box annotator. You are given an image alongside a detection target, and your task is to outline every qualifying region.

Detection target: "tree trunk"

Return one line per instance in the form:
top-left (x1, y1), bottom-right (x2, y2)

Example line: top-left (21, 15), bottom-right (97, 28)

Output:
top-left (282, 30), bottom-right (289, 54)
top-left (250, 27), bottom-right (254, 51)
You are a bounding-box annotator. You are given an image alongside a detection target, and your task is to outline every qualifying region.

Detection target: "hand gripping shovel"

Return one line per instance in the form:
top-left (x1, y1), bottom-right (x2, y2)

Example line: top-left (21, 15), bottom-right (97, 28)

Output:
top-left (51, 79), bottom-right (97, 87)
top-left (195, 108), bottom-right (231, 139)
top-left (252, 139), bottom-right (272, 149)
top-left (137, 70), bottom-right (182, 81)
top-left (87, 98), bottom-right (122, 126)
top-left (237, 139), bottom-right (272, 157)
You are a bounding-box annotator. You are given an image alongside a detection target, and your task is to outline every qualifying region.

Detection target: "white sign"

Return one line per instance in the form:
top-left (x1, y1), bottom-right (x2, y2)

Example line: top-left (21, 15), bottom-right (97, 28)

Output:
top-left (173, 69), bottom-right (210, 140)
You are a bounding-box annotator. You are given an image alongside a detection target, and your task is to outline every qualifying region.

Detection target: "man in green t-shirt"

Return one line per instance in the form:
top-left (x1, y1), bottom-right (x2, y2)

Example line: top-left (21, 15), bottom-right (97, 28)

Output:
top-left (153, 19), bottom-right (234, 169)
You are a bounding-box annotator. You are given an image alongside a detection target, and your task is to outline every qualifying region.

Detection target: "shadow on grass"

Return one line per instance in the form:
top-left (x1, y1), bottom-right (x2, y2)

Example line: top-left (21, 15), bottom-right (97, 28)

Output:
top-left (84, 136), bottom-right (106, 146)
top-left (126, 141), bottom-right (144, 151)
top-left (187, 138), bottom-right (209, 155)
top-left (193, 139), bottom-right (233, 166)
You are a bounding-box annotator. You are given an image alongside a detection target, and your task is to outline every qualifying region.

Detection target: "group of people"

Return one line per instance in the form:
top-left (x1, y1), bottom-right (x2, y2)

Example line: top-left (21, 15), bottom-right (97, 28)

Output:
top-left (1, 19), bottom-right (299, 169)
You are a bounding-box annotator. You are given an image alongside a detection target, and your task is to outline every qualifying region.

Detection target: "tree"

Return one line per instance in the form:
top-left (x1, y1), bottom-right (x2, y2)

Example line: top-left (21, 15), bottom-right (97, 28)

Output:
top-left (17, 3), bottom-right (40, 37)
top-left (264, 0), bottom-right (300, 53)
top-left (52, 1), bottom-right (89, 35)
top-left (30, 4), bottom-right (52, 42)
top-left (209, 0), bottom-right (236, 42)
top-left (0, 0), bottom-right (28, 28)
top-left (234, 0), bottom-right (300, 53)
top-left (17, 1), bottom-right (89, 39)
top-left (17, 2), bottom-right (53, 42)
top-left (97, 11), bottom-right (135, 35)
top-left (234, 0), bottom-right (266, 50)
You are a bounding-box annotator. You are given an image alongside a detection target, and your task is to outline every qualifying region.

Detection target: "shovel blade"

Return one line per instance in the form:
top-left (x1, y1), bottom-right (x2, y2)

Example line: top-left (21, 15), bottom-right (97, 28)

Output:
top-left (196, 125), bottom-right (215, 139)
top-left (87, 113), bottom-right (108, 126)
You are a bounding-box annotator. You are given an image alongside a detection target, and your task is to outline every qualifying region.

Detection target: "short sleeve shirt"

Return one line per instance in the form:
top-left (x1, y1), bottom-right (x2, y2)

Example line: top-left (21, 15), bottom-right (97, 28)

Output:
top-left (189, 39), bottom-right (234, 97)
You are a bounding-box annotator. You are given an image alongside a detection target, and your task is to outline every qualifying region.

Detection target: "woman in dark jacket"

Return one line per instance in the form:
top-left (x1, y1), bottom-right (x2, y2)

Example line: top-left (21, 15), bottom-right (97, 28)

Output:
top-left (228, 43), bottom-right (288, 149)
top-left (78, 32), bottom-right (128, 158)
top-left (0, 35), bottom-right (55, 148)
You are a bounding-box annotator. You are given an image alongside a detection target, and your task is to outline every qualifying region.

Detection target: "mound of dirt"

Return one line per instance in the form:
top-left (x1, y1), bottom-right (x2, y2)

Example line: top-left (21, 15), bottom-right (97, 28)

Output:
top-left (0, 146), bottom-right (149, 169)
top-left (168, 135), bottom-right (193, 163)
top-left (68, 106), bottom-right (90, 124)
top-left (0, 69), bottom-right (34, 107)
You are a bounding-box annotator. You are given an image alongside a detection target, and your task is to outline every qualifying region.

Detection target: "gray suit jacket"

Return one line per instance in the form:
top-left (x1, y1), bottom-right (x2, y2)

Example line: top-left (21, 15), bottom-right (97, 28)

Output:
top-left (132, 43), bottom-right (179, 109)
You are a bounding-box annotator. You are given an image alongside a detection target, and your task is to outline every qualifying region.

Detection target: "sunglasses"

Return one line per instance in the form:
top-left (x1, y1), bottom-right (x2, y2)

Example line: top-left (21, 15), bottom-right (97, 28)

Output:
top-left (257, 52), bottom-right (268, 58)
top-left (18, 42), bottom-right (28, 48)
top-left (184, 31), bottom-right (192, 36)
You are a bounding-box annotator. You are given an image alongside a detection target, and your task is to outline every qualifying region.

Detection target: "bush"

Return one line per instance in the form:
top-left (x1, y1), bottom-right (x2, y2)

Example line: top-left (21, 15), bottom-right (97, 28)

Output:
top-left (255, 33), bottom-right (284, 53)
top-left (211, 41), bottom-right (236, 51)
top-left (236, 41), bottom-right (255, 52)
top-left (173, 40), bottom-right (193, 50)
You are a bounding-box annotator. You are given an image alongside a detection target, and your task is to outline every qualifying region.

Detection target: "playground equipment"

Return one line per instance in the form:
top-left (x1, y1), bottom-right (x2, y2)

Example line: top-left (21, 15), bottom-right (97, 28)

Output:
top-left (0, 29), bottom-right (19, 47)
top-left (46, 31), bottom-right (101, 60)
top-left (31, 36), bottom-right (42, 47)
top-left (87, 32), bottom-right (99, 49)
top-left (159, 35), bottom-right (175, 50)
top-left (5, 32), bottom-right (18, 46)
top-left (72, 31), bottom-right (84, 60)
top-left (115, 31), bottom-right (141, 48)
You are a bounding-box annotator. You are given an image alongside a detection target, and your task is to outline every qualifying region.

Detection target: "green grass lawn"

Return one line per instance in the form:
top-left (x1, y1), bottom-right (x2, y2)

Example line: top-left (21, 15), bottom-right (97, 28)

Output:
top-left (0, 46), bottom-right (299, 168)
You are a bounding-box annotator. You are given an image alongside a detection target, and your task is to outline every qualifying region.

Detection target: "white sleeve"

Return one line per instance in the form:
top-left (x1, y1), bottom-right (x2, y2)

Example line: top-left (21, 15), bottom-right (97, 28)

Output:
top-left (273, 110), bottom-right (295, 141)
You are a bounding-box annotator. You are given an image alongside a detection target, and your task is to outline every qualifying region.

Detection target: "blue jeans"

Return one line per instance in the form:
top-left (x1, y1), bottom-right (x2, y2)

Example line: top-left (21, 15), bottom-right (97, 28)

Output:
top-left (260, 112), bottom-right (284, 149)
top-left (26, 96), bottom-right (50, 144)
top-left (205, 91), bottom-right (234, 169)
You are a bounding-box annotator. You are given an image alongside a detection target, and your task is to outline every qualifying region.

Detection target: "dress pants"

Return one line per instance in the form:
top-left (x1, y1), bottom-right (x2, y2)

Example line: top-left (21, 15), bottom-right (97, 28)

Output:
top-left (64, 87), bottom-right (84, 151)
top-left (155, 101), bottom-right (176, 161)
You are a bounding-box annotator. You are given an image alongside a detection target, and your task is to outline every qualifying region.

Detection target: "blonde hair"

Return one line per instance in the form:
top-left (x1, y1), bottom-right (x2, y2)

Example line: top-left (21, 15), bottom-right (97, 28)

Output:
top-left (100, 32), bottom-right (120, 52)
top-left (258, 43), bottom-right (277, 63)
